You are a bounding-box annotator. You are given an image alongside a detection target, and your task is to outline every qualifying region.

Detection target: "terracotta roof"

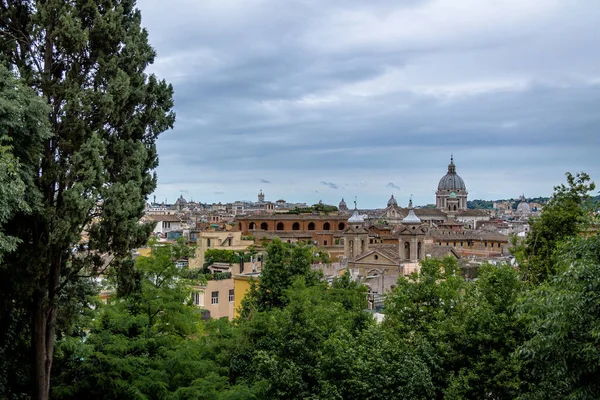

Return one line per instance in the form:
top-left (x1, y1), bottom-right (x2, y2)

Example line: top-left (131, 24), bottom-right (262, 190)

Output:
top-left (457, 209), bottom-right (491, 217)
top-left (423, 244), bottom-right (461, 259)
top-left (429, 229), bottom-right (509, 242)
top-left (146, 215), bottom-right (182, 222)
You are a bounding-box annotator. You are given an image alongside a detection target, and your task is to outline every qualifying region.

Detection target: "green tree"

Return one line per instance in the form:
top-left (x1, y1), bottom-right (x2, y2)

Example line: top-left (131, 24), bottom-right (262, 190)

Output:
top-left (0, 1), bottom-right (174, 398)
top-left (442, 263), bottom-right (527, 399)
top-left (515, 172), bottom-right (596, 284)
top-left (517, 234), bottom-right (600, 399)
top-left (242, 238), bottom-right (321, 314)
top-left (0, 65), bottom-right (51, 399)
top-left (384, 257), bottom-right (465, 336)
top-left (52, 240), bottom-right (257, 399)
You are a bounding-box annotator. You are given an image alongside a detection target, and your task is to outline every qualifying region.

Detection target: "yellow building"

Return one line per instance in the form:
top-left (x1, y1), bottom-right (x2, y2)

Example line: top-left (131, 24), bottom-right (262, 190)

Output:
top-left (192, 277), bottom-right (236, 320)
top-left (190, 231), bottom-right (255, 269)
top-left (233, 273), bottom-right (260, 319)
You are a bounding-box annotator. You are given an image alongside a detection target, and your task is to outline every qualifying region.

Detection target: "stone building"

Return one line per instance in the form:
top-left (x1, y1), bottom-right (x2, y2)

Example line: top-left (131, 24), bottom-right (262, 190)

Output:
top-left (344, 200), bottom-right (459, 297)
top-left (436, 155), bottom-right (468, 212)
top-left (236, 213), bottom-right (349, 247)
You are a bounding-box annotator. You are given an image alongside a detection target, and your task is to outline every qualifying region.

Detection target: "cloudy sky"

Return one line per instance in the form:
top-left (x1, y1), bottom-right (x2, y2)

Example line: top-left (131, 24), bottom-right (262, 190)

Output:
top-left (137, 0), bottom-right (600, 208)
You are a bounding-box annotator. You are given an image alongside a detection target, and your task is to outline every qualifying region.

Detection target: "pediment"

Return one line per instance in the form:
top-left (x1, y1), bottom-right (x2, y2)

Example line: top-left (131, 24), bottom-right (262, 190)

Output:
top-left (354, 249), bottom-right (399, 264)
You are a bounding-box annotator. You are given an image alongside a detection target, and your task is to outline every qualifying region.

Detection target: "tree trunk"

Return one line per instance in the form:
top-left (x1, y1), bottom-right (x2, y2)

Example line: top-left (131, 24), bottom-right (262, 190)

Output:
top-left (32, 294), bottom-right (53, 400)
top-left (32, 259), bottom-right (60, 400)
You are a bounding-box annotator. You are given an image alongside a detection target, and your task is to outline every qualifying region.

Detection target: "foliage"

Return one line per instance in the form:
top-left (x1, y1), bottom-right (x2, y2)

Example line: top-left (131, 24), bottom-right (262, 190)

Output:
top-left (384, 258), bottom-right (528, 398)
top-left (517, 234), bottom-right (600, 399)
top-left (514, 172), bottom-right (596, 284)
top-left (204, 249), bottom-right (256, 269)
top-left (52, 240), bottom-right (257, 399)
top-left (441, 263), bottom-right (528, 399)
top-left (384, 257), bottom-right (465, 336)
top-left (467, 199), bottom-right (494, 209)
top-left (285, 203), bottom-right (339, 214)
top-left (0, 64), bottom-right (51, 400)
top-left (0, 0), bottom-right (175, 397)
top-left (241, 238), bottom-right (322, 314)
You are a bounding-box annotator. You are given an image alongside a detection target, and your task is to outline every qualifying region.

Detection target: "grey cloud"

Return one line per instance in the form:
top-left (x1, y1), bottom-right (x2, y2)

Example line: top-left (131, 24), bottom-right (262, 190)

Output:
top-left (387, 183), bottom-right (401, 190)
top-left (260, 179), bottom-right (271, 184)
top-left (320, 181), bottom-right (339, 189)
top-left (138, 0), bottom-right (600, 207)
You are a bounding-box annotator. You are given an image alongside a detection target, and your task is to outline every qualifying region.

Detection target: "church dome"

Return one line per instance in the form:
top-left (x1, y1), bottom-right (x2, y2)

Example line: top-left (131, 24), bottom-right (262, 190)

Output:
top-left (517, 201), bottom-right (531, 215)
top-left (387, 194), bottom-right (398, 207)
top-left (438, 156), bottom-right (466, 191)
top-left (348, 209), bottom-right (365, 223)
top-left (402, 199), bottom-right (421, 224)
top-left (339, 198), bottom-right (347, 208)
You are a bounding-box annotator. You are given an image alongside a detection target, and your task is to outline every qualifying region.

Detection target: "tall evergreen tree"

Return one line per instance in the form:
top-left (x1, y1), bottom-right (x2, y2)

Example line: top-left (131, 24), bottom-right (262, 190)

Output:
top-left (0, 1), bottom-right (174, 398)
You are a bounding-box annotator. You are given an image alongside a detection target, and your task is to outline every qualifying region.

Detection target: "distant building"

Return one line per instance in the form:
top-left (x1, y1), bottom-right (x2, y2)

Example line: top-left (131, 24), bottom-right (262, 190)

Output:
top-left (189, 231), bottom-right (255, 269)
top-left (436, 155), bottom-right (468, 212)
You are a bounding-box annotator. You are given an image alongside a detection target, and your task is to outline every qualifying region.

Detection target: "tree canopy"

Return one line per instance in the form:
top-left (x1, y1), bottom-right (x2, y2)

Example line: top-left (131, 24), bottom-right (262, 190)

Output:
top-left (0, 1), bottom-right (175, 398)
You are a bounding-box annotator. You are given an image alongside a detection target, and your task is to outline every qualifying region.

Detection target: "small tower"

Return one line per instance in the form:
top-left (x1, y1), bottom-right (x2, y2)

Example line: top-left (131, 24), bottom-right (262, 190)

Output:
top-left (258, 190), bottom-right (265, 204)
top-left (396, 197), bottom-right (428, 261)
top-left (344, 199), bottom-right (369, 258)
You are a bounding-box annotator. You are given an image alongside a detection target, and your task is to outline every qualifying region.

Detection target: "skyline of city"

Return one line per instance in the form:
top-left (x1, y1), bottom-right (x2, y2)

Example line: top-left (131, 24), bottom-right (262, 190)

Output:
top-left (135, 0), bottom-right (599, 209)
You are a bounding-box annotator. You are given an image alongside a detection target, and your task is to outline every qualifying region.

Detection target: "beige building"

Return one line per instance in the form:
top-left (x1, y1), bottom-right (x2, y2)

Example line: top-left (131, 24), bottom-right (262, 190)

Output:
top-left (189, 231), bottom-right (255, 269)
top-left (192, 276), bottom-right (236, 320)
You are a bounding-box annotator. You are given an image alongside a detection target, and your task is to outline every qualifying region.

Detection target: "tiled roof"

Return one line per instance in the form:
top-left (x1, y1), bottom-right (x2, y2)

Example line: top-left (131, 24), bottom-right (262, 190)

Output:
top-left (146, 215), bottom-right (182, 222)
top-left (429, 229), bottom-right (509, 242)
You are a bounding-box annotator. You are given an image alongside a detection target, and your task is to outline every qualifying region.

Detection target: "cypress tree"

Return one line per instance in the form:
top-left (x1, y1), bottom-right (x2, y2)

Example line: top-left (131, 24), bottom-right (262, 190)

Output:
top-left (0, 1), bottom-right (175, 398)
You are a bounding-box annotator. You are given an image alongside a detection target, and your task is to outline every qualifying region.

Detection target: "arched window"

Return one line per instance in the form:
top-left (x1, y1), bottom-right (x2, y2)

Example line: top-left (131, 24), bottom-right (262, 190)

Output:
top-left (453, 205), bottom-right (457, 211)
top-left (260, 222), bottom-right (268, 230)
top-left (308, 222), bottom-right (315, 231)
top-left (338, 222), bottom-right (345, 230)
top-left (207, 239), bottom-right (211, 248)
top-left (249, 222), bottom-right (256, 230)
top-left (417, 242), bottom-right (422, 259)
top-left (276, 222), bottom-right (284, 231)
top-left (404, 242), bottom-right (410, 259)
top-left (323, 222), bottom-right (330, 231)
top-left (292, 222), bottom-right (300, 231)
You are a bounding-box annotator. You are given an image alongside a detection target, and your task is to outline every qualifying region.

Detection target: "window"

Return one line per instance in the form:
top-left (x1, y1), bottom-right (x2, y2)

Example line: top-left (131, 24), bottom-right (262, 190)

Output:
top-left (260, 222), bottom-right (268, 230)
top-left (324, 240), bottom-right (328, 246)
top-left (323, 222), bottom-right (330, 231)
top-left (249, 222), bottom-right (256, 230)
top-left (211, 291), bottom-right (219, 305)
top-left (207, 238), bottom-right (211, 247)
top-left (292, 222), bottom-right (300, 231)
top-left (229, 289), bottom-right (234, 303)
top-left (308, 222), bottom-right (315, 231)
top-left (276, 222), bottom-right (284, 230)
top-left (192, 291), bottom-right (204, 307)
top-left (338, 222), bottom-right (345, 230)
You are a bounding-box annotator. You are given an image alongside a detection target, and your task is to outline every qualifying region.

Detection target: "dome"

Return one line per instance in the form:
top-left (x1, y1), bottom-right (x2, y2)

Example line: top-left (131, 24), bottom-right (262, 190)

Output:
top-left (339, 198), bottom-right (347, 208)
top-left (402, 199), bottom-right (421, 224)
top-left (438, 156), bottom-right (466, 191)
top-left (348, 209), bottom-right (365, 223)
top-left (348, 200), bottom-right (365, 223)
top-left (387, 194), bottom-right (398, 207)
top-left (517, 201), bottom-right (531, 215)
